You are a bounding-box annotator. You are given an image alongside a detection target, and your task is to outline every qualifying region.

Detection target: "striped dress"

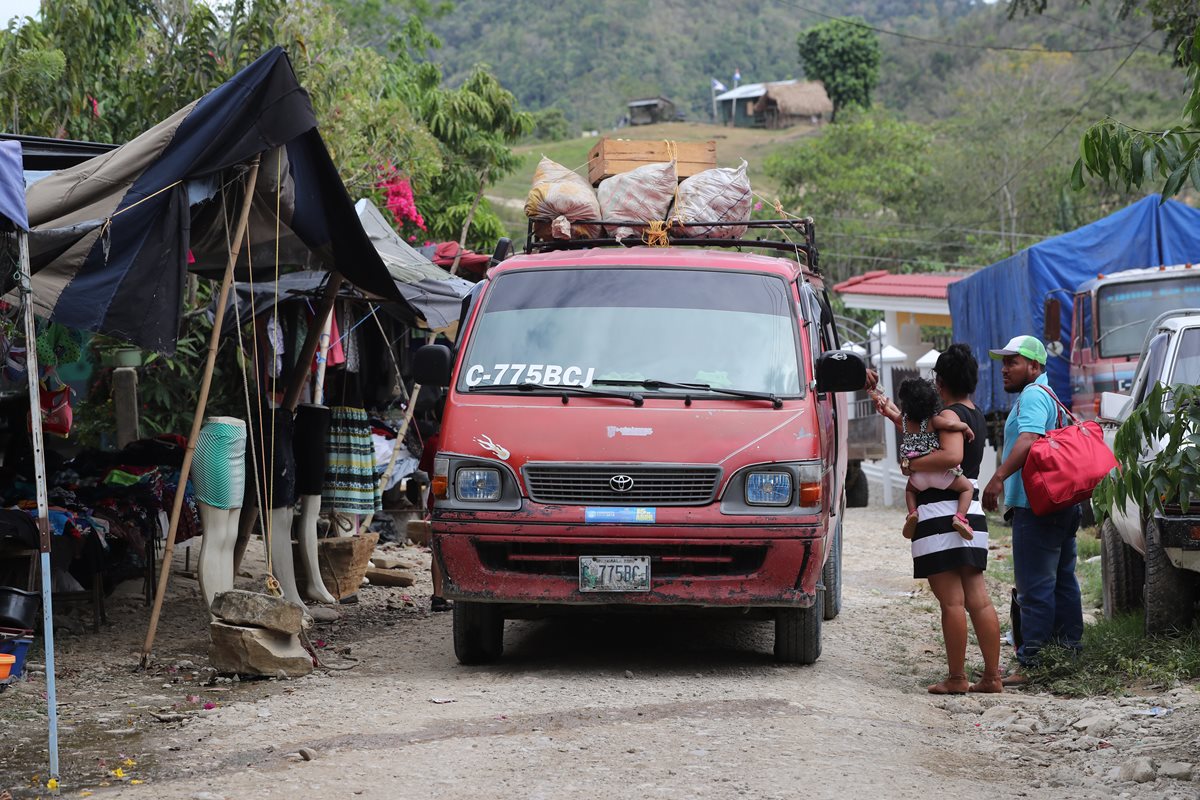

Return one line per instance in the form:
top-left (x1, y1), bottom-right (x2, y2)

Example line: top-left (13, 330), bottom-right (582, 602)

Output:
top-left (322, 406), bottom-right (381, 513)
top-left (911, 403), bottom-right (989, 579)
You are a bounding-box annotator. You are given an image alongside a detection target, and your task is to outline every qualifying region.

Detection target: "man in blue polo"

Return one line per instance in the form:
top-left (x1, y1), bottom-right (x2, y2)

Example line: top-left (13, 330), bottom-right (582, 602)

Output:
top-left (982, 335), bottom-right (1083, 685)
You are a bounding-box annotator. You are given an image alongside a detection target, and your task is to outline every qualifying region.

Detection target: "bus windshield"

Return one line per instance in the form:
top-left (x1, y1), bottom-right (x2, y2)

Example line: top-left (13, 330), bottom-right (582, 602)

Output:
top-left (459, 267), bottom-right (802, 396)
top-left (1096, 275), bottom-right (1200, 358)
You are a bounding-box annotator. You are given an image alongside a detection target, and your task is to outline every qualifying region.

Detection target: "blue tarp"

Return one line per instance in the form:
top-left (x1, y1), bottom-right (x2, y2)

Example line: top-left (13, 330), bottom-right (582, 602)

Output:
top-left (0, 139), bottom-right (27, 230)
top-left (948, 195), bottom-right (1200, 415)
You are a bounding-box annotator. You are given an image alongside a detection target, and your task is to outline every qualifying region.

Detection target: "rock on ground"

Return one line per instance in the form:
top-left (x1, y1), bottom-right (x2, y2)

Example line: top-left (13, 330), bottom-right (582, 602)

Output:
top-left (208, 621), bottom-right (313, 678)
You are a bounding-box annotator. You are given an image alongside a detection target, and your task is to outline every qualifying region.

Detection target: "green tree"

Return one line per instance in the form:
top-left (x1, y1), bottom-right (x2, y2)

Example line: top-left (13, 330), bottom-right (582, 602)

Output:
top-left (764, 109), bottom-right (939, 281)
top-left (530, 108), bottom-right (571, 143)
top-left (0, 17), bottom-right (64, 133)
top-left (796, 19), bottom-right (881, 121)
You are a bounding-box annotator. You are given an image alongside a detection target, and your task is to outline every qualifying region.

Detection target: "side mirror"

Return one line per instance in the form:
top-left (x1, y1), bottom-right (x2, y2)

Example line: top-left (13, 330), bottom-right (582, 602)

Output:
top-left (1044, 296), bottom-right (1062, 345)
top-left (414, 344), bottom-right (453, 388)
top-left (815, 350), bottom-right (867, 394)
top-left (490, 237), bottom-right (513, 266)
top-left (1098, 391), bottom-right (1133, 424)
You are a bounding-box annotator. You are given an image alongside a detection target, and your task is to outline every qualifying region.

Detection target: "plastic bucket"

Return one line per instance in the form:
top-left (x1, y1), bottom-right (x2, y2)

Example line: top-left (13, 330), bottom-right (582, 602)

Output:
top-left (0, 636), bottom-right (32, 678)
top-left (0, 654), bottom-right (14, 681)
top-left (0, 587), bottom-right (39, 630)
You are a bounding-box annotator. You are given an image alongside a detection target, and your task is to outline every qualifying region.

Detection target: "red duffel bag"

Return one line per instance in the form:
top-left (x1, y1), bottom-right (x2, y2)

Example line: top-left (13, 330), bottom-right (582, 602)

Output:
top-left (1022, 385), bottom-right (1117, 516)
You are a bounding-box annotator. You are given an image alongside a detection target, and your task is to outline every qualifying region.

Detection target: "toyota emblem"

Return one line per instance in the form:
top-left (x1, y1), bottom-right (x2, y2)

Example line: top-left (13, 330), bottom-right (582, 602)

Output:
top-left (609, 474), bottom-right (635, 492)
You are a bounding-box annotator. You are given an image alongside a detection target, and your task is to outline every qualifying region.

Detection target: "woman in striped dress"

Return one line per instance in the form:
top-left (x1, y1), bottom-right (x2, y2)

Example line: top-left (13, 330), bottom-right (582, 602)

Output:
top-left (877, 344), bottom-right (1002, 694)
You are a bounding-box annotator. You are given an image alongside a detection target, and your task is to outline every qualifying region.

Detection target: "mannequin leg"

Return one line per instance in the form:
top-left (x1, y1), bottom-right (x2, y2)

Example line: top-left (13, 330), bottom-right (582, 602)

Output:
top-left (267, 505), bottom-right (304, 606)
top-left (232, 502), bottom-right (257, 576)
top-left (198, 505), bottom-right (238, 608)
top-left (297, 495), bottom-right (336, 603)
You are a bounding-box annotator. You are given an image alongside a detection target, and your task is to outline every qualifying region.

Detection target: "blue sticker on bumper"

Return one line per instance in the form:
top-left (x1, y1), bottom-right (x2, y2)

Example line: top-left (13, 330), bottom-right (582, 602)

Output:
top-left (584, 507), bottom-right (657, 523)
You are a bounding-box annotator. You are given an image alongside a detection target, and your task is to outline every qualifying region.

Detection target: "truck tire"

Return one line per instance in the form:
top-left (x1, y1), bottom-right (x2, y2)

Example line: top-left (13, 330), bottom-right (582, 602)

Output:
top-left (1143, 519), bottom-right (1196, 635)
top-left (775, 588), bottom-right (823, 664)
top-left (822, 519), bottom-right (843, 621)
top-left (453, 601), bottom-right (504, 664)
top-left (845, 461), bottom-right (869, 508)
top-left (1101, 519), bottom-right (1143, 619)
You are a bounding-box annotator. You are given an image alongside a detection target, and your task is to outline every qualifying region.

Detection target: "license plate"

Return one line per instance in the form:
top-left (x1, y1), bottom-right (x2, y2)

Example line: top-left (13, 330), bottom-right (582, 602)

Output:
top-left (579, 556), bottom-right (651, 592)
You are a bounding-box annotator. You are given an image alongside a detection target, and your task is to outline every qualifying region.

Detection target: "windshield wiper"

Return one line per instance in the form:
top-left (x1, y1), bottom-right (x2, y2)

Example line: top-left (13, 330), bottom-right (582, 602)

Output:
top-left (468, 382), bottom-right (644, 406)
top-left (591, 378), bottom-right (784, 409)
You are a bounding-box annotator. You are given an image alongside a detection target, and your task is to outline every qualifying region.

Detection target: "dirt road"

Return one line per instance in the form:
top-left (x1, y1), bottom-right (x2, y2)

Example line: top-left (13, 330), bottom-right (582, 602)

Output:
top-left (3, 504), bottom-right (1199, 799)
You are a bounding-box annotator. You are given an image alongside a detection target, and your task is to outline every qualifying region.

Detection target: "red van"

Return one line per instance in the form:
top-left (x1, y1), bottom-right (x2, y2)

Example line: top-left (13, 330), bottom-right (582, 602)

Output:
top-left (414, 219), bottom-right (866, 664)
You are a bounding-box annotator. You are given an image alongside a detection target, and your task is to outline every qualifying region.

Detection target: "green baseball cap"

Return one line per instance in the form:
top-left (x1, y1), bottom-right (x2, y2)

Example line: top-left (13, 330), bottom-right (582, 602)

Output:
top-left (989, 335), bottom-right (1047, 365)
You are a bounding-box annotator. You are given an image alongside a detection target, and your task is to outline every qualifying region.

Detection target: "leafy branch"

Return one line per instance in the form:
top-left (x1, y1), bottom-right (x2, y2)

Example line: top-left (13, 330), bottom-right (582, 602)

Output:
top-left (1092, 382), bottom-right (1200, 520)
top-left (1072, 28), bottom-right (1200, 199)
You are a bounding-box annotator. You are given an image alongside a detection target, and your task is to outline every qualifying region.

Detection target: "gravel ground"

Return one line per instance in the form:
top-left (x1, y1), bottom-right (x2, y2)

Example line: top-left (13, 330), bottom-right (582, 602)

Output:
top-left (3, 501), bottom-right (1200, 799)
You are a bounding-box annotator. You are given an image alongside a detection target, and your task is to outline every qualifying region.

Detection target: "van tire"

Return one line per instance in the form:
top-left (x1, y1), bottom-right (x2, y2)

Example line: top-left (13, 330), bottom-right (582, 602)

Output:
top-left (1143, 519), bottom-right (1195, 635)
top-left (453, 602), bottom-right (504, 664)
top-left (1101, 519), bottom-right (1143, 619)
top-left (845, 462), bottom-right (869, 508)
top-left (823, 520), bottom-right (843, 621)
top-left (775, 589), bottom-right (823, 664)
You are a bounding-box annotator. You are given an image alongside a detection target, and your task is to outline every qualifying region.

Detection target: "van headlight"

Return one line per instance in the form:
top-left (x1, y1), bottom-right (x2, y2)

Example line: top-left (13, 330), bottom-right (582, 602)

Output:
top-left (745, 471), bottom-right (793, 506)
top-left (455, 467), bottom-right (502, 501)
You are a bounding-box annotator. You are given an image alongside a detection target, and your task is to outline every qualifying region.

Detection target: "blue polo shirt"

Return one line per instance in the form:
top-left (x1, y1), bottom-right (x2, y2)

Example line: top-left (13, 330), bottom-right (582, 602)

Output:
top-left (1002, 373), bottom-right (1060, 509)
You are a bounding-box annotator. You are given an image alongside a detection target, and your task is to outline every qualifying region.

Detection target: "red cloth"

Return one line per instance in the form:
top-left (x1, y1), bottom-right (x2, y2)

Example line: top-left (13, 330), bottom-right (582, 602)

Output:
top-left (431, 242), bottom-right (489, 275)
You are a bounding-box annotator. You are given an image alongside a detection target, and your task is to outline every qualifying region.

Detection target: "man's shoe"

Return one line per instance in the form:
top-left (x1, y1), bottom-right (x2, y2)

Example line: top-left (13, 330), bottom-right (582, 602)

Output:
top-left (1001, 671), bottom-right (1030, 687)
top-left (431, 596), bottom-right (453, 613)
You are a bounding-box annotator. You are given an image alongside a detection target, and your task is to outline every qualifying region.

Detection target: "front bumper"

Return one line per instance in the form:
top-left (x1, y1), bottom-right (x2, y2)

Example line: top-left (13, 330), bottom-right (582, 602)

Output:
top-left (432, 521), bottom-right (826, 608)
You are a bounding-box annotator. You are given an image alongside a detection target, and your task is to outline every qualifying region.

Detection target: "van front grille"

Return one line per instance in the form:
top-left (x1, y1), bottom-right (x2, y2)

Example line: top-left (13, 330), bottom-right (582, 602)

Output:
top-left (523, 464), bottom-right (721, 506)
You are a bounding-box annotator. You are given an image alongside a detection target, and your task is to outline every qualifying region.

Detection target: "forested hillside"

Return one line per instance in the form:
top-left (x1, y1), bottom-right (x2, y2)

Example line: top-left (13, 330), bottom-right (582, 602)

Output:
top-left (422, 0), bottom-right (1174, 127)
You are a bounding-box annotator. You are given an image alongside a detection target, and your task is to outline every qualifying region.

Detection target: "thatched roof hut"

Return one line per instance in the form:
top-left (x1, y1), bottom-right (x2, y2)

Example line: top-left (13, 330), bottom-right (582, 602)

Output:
top-left (753, 81), bottom-right (833, 128)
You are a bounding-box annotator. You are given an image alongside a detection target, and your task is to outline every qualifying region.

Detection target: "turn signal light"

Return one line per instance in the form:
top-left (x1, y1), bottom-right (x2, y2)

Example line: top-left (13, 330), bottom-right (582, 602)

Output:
top-left (799, 482), bottom-right (822, 506)
top-left (431, 475), bottom-right (449, 499)
top-left (1189, 525), bottom-right (1200, 542)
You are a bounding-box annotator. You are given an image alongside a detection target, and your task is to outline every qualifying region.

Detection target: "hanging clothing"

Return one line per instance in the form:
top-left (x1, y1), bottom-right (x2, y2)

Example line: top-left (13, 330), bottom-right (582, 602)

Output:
top-left (322, 406), bottom-right (380, 514)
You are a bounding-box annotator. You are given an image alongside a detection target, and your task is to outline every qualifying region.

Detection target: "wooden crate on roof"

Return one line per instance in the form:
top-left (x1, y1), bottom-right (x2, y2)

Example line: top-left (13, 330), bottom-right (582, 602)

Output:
top-left (587, 138), bottom-right (717, 186)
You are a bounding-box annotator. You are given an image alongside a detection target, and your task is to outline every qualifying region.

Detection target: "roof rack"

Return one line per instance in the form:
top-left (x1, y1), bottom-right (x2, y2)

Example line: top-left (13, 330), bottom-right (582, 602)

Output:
top-left (523, 217), bottom-right (819, 271)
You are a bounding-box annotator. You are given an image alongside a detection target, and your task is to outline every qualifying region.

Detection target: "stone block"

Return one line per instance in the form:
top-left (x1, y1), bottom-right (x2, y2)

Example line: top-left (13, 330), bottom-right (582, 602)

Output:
top-left (208, 621), bottom-right (313, 678)
top-left (210, 590), bottom-right (307, 635)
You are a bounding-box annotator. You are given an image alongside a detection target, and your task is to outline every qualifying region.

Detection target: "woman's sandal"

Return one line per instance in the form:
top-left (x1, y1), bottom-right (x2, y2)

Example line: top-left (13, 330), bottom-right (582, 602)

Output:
top-left (952, 513), bottom-right (974, 541)
top-left (968, 672), bottom-right (1004, 694)
top-left (927, 674), bottom-right (970, 695)
top-left (902, 512), bottom-right (919, 540)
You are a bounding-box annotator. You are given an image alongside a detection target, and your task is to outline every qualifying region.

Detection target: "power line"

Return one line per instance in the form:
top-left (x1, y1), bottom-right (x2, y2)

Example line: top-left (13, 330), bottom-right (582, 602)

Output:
top-left (821, 229), bottom-right (1007, 252)
top-left (824, 215), bottom-right (1044, 239)
top-left (822, 251), bottom-right (986, 269)
top-left (773, 0), bottom-right (1140, 54)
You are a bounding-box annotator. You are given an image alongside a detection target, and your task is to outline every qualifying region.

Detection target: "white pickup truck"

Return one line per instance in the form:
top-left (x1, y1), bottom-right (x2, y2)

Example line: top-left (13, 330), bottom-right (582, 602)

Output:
top-left (1097, 308), bottom-right (1200, 633)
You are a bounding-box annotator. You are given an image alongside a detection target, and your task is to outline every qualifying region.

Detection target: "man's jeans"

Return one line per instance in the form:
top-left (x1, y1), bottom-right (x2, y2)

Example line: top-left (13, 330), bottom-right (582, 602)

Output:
top-left (1011, 504), bottom-right (1084, 666)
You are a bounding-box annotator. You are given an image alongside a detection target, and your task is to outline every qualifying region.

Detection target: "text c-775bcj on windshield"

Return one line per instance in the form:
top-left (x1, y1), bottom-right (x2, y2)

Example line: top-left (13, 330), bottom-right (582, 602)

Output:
top-left (463, 364), bottom-right (597, 387)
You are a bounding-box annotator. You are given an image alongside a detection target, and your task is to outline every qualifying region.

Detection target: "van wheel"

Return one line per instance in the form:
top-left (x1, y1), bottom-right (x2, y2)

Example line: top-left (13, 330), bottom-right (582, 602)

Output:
top-left (845, 462), bottom-right (869, 508)
top-left (1101, 519), bottom-right (1143, 619)
top-left (822, 520), bottom-right (843, 621)
top-left (1143, 520), bottom-right (1196, 635)
top-left (775, 589), bottom-right (823, 664)
top-left (453, 602), bottom-right (504, 664)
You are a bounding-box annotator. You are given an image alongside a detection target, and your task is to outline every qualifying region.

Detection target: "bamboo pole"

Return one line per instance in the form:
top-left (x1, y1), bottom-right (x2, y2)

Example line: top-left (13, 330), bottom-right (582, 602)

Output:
top-left (282, 272), bottom-right (343, 412)
top-left (17, 228), bottom-right (60, 782)
top-left (141, 157), bottom-right (261, 666)
top-left (358, 383), bottom-right (420, 533)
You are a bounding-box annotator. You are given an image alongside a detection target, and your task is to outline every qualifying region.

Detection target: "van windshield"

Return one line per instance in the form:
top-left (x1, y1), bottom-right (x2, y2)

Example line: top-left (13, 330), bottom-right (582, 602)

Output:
top-left (459, 267), bottom-right (802, 396)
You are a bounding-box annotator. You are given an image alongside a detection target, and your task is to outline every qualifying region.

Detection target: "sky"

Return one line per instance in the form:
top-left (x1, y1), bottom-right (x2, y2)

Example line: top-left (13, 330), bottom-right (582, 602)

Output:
top-left (6, 0), bottom-right (41, 21)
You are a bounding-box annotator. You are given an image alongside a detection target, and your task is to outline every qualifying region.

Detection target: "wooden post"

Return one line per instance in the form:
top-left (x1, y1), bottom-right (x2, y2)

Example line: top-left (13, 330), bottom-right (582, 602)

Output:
top-left (141, 158), bottom-right (262, 666)
top-left (282, 272), bottom-right (343, 412)
top-left (18, 228), bottom-right (61, 781)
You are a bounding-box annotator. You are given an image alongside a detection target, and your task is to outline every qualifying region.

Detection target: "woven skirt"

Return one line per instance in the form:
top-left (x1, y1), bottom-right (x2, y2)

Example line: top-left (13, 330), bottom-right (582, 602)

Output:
top-left (322, 406), bottom-right (381, 514)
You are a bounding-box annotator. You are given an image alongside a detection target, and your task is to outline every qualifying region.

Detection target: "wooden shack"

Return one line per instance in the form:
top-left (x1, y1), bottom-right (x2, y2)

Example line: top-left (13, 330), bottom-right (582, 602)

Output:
top-left (627, 97), bottom-right (676, 126)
